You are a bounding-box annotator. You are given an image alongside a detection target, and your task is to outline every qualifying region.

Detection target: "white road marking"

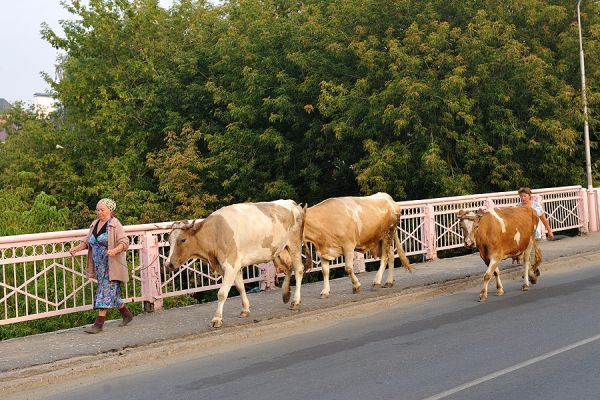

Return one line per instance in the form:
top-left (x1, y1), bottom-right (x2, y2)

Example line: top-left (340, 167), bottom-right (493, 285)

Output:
top-left (421, 333), bottom-right (600, 400)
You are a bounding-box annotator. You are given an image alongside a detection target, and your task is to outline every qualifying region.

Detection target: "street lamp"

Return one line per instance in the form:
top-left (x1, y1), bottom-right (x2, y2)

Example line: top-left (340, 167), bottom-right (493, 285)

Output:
top-left (577, 0), bottom-right (593, 190)
top-left (577, 0), bottom-right (598, 232)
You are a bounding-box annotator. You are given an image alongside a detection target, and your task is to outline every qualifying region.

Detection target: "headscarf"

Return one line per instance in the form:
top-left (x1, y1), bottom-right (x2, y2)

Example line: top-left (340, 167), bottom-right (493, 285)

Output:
top-left (97, 198), bottom-right (117, 212)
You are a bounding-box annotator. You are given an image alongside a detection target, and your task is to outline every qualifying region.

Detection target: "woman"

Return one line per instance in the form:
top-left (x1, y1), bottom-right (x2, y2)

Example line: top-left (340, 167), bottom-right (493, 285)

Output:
top-left (70, 198), bottom-right (133, 333)
top-left (517, 187), bottom-right (555, 240)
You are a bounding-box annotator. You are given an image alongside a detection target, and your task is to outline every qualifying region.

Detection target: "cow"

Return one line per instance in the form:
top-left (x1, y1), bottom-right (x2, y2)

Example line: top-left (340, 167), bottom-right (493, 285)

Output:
top-left (456, 206), bottom-right (542, 302)
top-left (303, 193), bottom-right (412, 299)
top-left (164, 200), bottom-right (306, 328)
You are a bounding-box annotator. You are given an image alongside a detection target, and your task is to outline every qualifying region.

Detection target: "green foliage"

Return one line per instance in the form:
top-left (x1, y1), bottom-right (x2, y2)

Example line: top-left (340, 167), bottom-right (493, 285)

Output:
top-left (24, 0), bottom-right (597, 212)
top-left (0, 189), bottom-right (71, 235)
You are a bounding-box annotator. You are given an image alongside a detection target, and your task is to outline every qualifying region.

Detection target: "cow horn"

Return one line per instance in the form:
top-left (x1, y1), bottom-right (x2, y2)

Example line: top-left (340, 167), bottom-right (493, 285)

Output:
top-left (169, 221), bottom-right (185, 230)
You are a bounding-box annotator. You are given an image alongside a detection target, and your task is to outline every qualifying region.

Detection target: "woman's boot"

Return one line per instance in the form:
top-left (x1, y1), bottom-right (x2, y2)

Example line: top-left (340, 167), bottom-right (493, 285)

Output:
top-left (118, 306), bottom-right (133, 327)
top-left (84, 315), bottom-right (105, 334)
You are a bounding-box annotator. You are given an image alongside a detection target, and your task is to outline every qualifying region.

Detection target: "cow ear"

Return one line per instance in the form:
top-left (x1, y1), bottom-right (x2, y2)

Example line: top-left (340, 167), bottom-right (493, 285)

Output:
top-left (190, 219), bottom-right (203, 234)
top-left (456, 209), bottom-right (465, 218)
top-left (476, 208), bottom-right (487, 216)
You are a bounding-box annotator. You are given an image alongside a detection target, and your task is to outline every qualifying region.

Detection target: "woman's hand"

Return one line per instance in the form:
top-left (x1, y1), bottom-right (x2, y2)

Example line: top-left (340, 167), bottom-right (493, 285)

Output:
top-left (107, 245), bottom-right (124, 257)
top-left (69, 245), bottom-right (83, 256)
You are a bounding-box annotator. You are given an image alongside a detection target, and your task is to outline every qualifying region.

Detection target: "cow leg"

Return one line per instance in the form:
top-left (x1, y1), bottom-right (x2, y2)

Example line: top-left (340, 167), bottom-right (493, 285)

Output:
top-left (528, 242), bottom-right (540, 285)
top-left (372, 242), bottom-right (388, 289)
top-left (281, 269), bottom-right (291, 304)
top-left (276, 254), bottom-right (292, 304)
top-left (289, 254), bottom-right (304, 311)
top-left (211, 264), bottom-right (236, 329)
top-left (320, 259), bottom-right (331, 299)
top-left (344, 250), bottom-right (361, 294)
top-left (234, 270), bottom-right (250, 318)
top-left (480, 259), bottom-right (500, 302)
top-left (494, 268), bottom-right (504, 296)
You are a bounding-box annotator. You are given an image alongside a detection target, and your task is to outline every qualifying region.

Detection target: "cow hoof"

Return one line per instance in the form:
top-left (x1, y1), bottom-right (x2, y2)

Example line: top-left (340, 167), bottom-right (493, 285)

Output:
top-left (529, 273), bottom-right (538, 285)
top-left (289, 301), bottom-right (301, 311)
top-left (239, 311), bottom-right (250, 318)
top-left (479, 294), bottom-right (487, 302)
top-left (522, 284), bottom-right (530, 291)
top-left (384, 282), bottom-right (394, 288)
top-left (319, 293), bottom-right (329, 299)
top-left (496, 289), bottom-right (505, 296)
top-left (372, 283), bottom-right (381, 290)
top-left (282, 292), bottom-right (291, 304)
top-left (353, 286), bottom-right (361, 294)
top-left (211, 319), bottom-right (223, 329)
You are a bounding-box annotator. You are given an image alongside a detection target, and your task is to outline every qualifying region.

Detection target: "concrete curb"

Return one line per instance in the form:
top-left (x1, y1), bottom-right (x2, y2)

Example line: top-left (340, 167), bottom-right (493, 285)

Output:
top-left (3, 247), bottom-right (599, 397)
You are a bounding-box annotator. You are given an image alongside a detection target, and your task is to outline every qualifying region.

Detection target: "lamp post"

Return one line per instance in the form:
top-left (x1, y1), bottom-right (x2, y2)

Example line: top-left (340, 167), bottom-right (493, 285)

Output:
top-left (577, 0), bottom-right (598, 232)
top-left (577, 0), bottom-right (593, 190)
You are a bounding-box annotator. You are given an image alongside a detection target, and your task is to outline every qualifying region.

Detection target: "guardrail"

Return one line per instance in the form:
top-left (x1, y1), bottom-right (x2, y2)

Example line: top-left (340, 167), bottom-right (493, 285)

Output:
top-left (1, 185), bottom-right (596, 325)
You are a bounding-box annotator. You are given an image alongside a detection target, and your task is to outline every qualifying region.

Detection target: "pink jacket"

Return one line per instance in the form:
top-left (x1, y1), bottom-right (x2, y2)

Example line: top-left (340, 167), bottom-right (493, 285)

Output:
top-left (84, 217), bottom-right (130, 283)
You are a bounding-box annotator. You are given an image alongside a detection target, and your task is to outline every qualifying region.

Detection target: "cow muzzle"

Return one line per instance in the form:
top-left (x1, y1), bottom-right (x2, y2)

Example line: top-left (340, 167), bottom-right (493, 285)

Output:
top-left (164, 260), bottom-right (176, 272)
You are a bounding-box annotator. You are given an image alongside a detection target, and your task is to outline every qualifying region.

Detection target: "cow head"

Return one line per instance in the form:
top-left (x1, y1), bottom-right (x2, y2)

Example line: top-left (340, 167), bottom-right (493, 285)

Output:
top-left (456, 209), bottom-right (485, 249)
top-left (164, 220), bottom-right (200, 272)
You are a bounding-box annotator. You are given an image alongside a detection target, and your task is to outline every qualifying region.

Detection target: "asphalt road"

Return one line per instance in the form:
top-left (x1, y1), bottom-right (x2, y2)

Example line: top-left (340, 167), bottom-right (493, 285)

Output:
top-left (15, 253), bottom-right (600, 400)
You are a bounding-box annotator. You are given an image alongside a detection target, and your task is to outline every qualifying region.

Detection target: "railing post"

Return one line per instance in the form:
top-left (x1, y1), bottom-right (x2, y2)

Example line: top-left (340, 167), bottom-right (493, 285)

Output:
top-left (141, 232), bottom-right (163, 312)
top-left (579, 188), bottom-right (590, 234)
top-left (588, 188), bottom-right (599, 232)
top-left (423, 205), bottom-right (437, 260)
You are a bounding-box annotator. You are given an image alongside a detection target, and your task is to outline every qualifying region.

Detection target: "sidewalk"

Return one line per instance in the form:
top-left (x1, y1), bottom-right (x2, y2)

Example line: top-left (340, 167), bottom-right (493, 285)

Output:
top-left (1, 233), bottom-right (599, 388)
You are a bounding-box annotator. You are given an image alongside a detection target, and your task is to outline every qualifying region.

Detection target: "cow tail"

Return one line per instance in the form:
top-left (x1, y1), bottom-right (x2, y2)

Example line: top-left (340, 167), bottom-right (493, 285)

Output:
top-left (300, 203), bottom-right (312, 272)
top-left (393, 228), bottom-right (413, 272)
top-left (303, 242), bottom-right (313, 272)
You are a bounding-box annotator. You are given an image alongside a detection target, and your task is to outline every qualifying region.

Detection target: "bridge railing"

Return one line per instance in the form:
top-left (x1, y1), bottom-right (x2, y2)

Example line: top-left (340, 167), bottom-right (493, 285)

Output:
top-left (0, 185), bottom-right (594, 326)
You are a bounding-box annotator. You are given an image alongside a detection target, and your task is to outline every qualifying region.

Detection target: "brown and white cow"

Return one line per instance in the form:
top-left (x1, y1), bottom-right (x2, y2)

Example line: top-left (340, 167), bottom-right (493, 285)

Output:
top-left (456, 206), bottom-right (542, 302)
top-left (165, 200), bottom-right (306, 328)
top-left (303, 193), bottom-right (412, 298)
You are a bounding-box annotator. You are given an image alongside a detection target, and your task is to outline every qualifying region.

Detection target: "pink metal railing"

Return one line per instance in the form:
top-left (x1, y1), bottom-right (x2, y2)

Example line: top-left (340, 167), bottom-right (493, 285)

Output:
top-left (1, 185), bottom-right (597, 326)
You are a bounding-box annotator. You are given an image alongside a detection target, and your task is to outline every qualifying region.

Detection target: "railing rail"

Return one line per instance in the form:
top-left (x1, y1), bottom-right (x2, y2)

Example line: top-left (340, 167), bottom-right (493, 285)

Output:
top-left (1, 185), bottom-right (596, 325)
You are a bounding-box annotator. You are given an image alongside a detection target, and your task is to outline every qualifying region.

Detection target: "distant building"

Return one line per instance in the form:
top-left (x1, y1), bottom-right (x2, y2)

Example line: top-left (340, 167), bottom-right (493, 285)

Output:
top-left (0, 98), bottom-right (10, 143)
top-left (33, 93), bottom-right (57, 117)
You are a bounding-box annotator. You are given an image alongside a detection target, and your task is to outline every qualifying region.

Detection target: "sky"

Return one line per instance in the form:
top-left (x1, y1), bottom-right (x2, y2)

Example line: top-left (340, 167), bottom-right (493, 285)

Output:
top-left (0, 0), bottom-right (173, 105)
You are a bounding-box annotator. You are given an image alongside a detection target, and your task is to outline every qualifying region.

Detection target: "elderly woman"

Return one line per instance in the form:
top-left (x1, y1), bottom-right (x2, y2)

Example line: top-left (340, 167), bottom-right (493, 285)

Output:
top-left (70, 198), bottom-right (133, 333)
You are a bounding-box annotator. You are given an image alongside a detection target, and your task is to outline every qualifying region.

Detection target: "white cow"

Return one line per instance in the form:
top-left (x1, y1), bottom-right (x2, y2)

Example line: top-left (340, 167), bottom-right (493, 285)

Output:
top-left (303, 193), bottom-right (412, 298)
top-left (165, 200), bottom-right (306, 328)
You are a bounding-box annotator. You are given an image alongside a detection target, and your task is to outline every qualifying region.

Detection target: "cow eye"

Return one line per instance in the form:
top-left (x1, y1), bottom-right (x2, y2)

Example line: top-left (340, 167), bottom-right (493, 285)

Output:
top-left (180, 238), bottom-right (186, 244)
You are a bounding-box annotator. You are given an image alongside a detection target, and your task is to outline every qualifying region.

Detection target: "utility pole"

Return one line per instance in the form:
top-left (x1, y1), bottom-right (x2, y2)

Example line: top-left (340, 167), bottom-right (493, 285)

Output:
top-left (577, 0), bottom-right (593, 190)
